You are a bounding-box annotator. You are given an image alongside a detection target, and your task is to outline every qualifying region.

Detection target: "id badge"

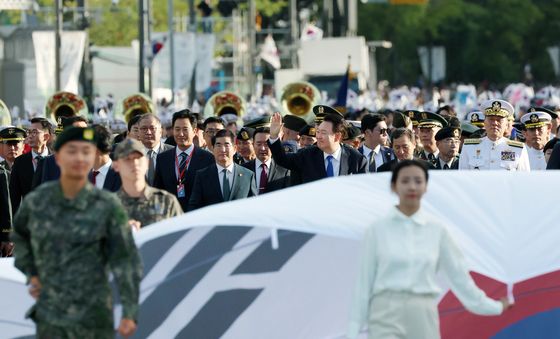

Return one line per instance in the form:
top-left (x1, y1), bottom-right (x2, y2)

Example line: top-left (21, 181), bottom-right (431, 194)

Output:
top-left (177, 183), bottom-right (185, 198)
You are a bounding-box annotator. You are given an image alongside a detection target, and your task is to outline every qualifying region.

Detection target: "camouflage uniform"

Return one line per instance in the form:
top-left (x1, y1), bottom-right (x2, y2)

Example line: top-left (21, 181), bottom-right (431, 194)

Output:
top-left (12, 181), bottom-right (143, 337)
top-left (116, 186), bottom-right (183, 227)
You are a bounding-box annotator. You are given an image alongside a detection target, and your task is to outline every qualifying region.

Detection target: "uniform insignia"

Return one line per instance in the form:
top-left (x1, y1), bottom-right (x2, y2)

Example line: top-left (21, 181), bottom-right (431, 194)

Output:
top-left (453, 129), bottom-right (460, 138)
top-left (476, 149), bottom-right (481, 158)
top-left (318, 106), bottom-right (324, 114)
top-left (83, 129), bottom-right (94, 140)
top-left (421, 112), bottom-right (427, 120)
top-left (408, 111), bottom-right (414, 118)
top-left (463, 138), bottom-right (481, 145)
top-left (471, 113), bottom-right (479, 122)
top-left (529, 107), bottom-right (536, 112)
top-left (241, 131), bottom-right (249, 140)
top-left (492, 101), bottom-right (501, 112)
top-left (309, 128), bottom-right (316, 136)
top-left (507, 140), bottom-right (524, 148)
top-left (530, 114), bottom-right (539, 123)
top-left (8, 128), bottom-right (14, 135)
top-left (501, 151), bottom-right (516, 161)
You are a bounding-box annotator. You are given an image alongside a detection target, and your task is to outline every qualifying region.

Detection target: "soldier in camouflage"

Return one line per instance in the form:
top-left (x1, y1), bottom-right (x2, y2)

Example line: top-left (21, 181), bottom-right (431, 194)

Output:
top-left (113, 138), bottom-right (183, 229)
top-left (12, 127), bottom-right (142, 338)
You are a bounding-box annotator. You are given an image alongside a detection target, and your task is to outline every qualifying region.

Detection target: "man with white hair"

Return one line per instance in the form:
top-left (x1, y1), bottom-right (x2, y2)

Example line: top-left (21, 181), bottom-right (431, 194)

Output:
top-left (459, 99), bottom-right (530, 171)
top-left (521, 108), bottom-right (553, 170)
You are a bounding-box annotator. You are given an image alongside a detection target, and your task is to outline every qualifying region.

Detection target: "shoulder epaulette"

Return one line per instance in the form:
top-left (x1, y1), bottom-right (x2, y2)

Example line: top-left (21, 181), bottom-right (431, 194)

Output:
top-left (507, 140), bottom-right (524, 148)
top-left (463, 138), bottom-right (481, 145)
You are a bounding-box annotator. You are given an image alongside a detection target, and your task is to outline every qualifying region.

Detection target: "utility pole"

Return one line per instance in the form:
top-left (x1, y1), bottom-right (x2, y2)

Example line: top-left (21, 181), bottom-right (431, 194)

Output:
top-left (248, 0), bottom-right (257, 97)
top-left (138, 0), bottom-right (145, 93)
top-left (188, 0), bottom-right (196, 106)
top-left (147, 0), bottom-right (153, 96)
top-left (168, 0), bottom-right (176, 103)
top-left (54, 0), bottom-right (62, 91)
top-left (289, 0), bottom-right (298, 68)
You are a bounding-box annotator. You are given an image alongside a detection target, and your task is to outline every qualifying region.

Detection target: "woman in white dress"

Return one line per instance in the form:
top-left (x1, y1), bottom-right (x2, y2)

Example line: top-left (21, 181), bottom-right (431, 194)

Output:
top-left (347, 159), bottom-right (512, 339)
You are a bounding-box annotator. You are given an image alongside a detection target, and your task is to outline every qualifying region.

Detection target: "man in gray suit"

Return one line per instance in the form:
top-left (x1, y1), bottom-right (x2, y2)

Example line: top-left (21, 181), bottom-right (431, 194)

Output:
top-left (188, 129), bottom-right (256, 211)
top-left (138, 114), bottom-right (173, 185)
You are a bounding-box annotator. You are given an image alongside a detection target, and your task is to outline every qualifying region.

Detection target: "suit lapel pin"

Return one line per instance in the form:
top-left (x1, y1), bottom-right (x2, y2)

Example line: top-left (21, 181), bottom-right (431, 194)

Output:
top-left (239, 173), bottom-right (243, 176)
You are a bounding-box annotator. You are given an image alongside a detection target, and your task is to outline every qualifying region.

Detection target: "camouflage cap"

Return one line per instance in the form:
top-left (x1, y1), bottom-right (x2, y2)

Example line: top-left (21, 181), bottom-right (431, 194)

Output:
top-left (114, 138), bottom-right (145, 159)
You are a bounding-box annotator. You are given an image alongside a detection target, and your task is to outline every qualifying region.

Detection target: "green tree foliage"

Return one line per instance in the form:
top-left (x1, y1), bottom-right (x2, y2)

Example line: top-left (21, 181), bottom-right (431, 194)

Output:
top-left (358, 0), bottom-right (558, 85)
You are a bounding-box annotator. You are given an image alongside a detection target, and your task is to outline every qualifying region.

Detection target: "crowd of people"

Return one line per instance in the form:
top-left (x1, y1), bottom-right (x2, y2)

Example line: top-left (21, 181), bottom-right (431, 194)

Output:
top-left (1, 89), bottom-right (560, 337)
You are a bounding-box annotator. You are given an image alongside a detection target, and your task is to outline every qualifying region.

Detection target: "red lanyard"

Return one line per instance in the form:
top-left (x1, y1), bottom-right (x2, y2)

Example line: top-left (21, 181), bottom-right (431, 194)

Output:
top-left (175, 148), bottom-right (194, 183)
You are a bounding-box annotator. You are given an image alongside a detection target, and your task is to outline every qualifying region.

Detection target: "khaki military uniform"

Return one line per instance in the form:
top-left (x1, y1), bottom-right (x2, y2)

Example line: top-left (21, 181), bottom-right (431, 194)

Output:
top-left (12, 181), bottom-right (142, 336)
top-left (117, 185), bottom-right (183, 227)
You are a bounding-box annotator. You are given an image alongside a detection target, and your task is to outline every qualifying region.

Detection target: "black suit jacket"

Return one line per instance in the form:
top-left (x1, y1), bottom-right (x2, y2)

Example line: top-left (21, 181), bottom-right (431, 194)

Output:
top-left (88, 166), bottom-right (122, 192)
top-left (187, 163), bottom-right (256, 211)
top-left (241, 159), bottom-right (291, 194)
top-left (32, 154), bottom-right (60, 188)
top-left (153, 146), bottom-right (215, 211)
top-left (9, 152), bottom-right (35, 214)
top-left (268, 139), bottom-right (367, 184)
top-left (0, 166), bottom-right (11, 242)
top-left (547, 141), bottom-right (560, 169)
top-left (377, 158), bottom-right (437, 172)
top-left (433, 156), bottom-right (459, 170)
top-left (358, 145), bottom-right (395, 171)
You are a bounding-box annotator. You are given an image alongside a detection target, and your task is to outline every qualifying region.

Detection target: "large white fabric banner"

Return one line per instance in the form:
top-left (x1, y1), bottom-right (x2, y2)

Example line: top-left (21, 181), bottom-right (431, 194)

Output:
top-left (32, 31), bottom-right (86, 96)
top-left (2, 172), bottom-right (560, 338)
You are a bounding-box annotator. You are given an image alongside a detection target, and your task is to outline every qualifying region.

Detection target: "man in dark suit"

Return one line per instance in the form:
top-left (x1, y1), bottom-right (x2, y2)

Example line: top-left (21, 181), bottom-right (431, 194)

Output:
top-left (10, 118), bottom-right (52, 213)
top-left (359, 113), bottom-right (395, 172)
top-left (433, 127), bottom-right (460, 170)
top-left (32, 115), bottom-right (88, 188)
top-left (546, 140), bottom-right (560, 169)
top-left (0, 164), bottom-right (12, 257)
top-left (416, 111), bottom-right (448, 167)
top-left (154, 110), bottom-right (215, 211)
top-left (188, 129), bottom-right (256, 211)
top-left (378, 128), bottom-right (436, 172)
top-left (138, 114), bottom-right (174, 185)
top-left (267, 107), bottom-right (367, 184)
top-left (89, 125), bottom-right (121, 192)
top-left (242, 127), bottom-right (290, 194)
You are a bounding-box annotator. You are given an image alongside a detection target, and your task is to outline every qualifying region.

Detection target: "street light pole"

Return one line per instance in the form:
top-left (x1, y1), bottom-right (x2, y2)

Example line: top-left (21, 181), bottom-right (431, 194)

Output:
top-left (138, 0), bottom-right (145, 93)
top-left (55, 0), bottom-right (62, 91)
top-left (168, 0), bottom-right (175, 103)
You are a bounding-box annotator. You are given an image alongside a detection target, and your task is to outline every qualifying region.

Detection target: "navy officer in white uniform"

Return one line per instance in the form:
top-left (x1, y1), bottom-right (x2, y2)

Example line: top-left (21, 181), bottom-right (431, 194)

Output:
top-left (459, 99), bottom-right (530, 171)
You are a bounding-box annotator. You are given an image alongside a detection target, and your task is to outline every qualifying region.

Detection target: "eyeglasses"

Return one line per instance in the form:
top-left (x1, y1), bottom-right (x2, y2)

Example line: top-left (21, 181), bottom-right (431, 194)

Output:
top-left (140, 126), bottom-right (158, 132)
top-left (440, 138), bottom-right (460, 145)
top-left (205, 128), bottom-right (219, 135)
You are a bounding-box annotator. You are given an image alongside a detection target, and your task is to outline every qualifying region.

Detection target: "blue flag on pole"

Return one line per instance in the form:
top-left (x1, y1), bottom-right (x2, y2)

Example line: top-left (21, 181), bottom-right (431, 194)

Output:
top-left (334, 58), bottom-right (350, 114)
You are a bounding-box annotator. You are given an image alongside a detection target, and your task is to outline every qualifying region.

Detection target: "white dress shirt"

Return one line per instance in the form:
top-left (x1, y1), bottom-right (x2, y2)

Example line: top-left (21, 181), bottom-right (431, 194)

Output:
top-left (438, 157), bottom-right (454, 169)
top-left (31, 148), bottom-right (49, 171)
top-left (174, 144), bottom-right (194, 178)
top-left (526, 146), bottom-right (547, 171)
top-left (216, 162), bottom-right (235, 193)
top-left (255, 158), bottom-right (272, 190)
top-left (93, 159), bottom-right (112, 189)
top-left (348, 207), bottom-right (503, 338)
top-left (145, 142), bottom-right (162, 168)
top-left (324, 146), bottom-right (342, 176)
top-left (362, 144), bottom-right (384, 171)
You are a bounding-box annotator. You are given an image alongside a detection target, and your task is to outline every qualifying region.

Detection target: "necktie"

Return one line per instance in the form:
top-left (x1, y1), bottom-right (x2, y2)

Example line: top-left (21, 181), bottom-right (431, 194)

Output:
top-left (91, 170), bottom-right (100, 186)
top-left (259, 163), bottom-right (268, 194)
top-left (368, 152), bottom-right (376, 173)
top-left (326, 155), bottom-right (334, 177)
top-left (178, 152), bottom-right (188, 174)
top-left (443, 164), bottom-right (450, 170)
top-left (147, 150), bottom-right (155, 184)
top-left (33, 155), bottom-right (43, 171)
top-left (428, 153), bottom-right (436, 162)
top-left (222, 168), bottom-right (231, 201)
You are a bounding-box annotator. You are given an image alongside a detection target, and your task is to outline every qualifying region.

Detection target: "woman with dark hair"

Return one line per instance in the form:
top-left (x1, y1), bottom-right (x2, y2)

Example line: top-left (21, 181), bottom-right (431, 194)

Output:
top-left (347, 159), bottom-right (511, 339)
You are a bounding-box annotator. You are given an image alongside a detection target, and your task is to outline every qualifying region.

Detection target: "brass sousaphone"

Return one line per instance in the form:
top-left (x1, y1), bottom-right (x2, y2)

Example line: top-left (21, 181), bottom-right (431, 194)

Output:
top-left (203, 91), bottom-right (246, 120)
top-left (115, 93), bottom-right (155, 123)
top-left (45, 91), bottom-right (88, 122)
top-left (0, 99), bottom-right (11, 126)
top-left (280, 81), bottom-right (321, 123)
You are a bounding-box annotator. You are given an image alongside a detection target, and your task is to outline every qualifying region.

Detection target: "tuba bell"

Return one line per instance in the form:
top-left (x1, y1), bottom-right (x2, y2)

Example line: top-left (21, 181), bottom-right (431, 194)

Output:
top-left (203, 91), bottom-right (246, 120)
top-left (280, 81), bottom-right (320, 123)
top-left (114, 93), bottom-right (155, 123)
top-left (0, 99), bottom-right (11, 126)
top-left (45, 91), bottom-right (88, 122)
